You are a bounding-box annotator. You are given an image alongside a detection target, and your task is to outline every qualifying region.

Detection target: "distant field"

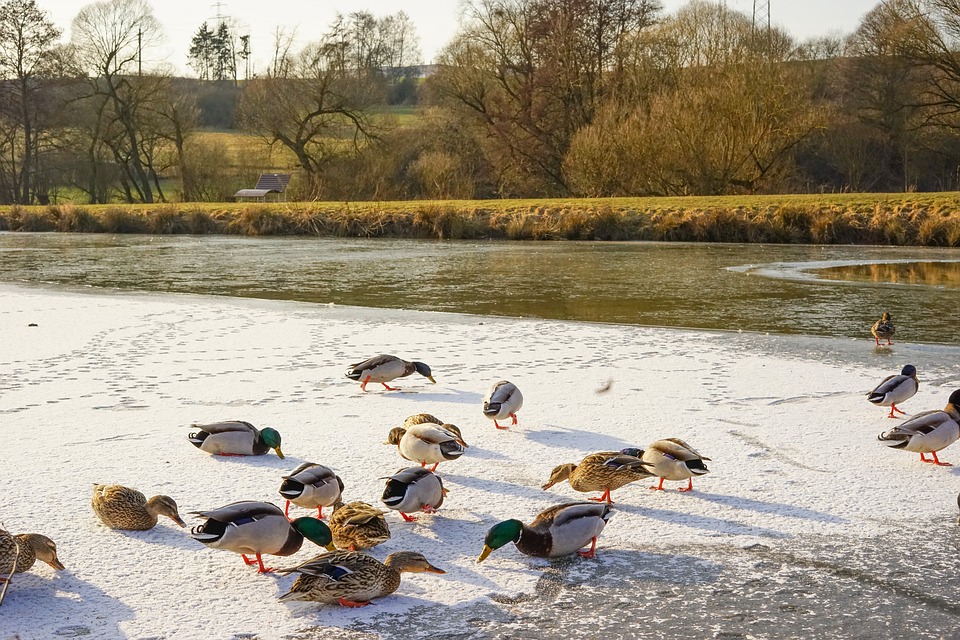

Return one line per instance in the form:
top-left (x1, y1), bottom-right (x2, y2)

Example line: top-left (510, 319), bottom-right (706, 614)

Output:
top-left (3, 193), bottom-right (960, 245)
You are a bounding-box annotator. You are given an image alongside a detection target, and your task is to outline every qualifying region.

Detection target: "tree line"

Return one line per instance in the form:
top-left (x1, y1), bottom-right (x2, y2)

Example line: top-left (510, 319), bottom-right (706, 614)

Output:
top-left (4, 0), bottom-right (960, 205)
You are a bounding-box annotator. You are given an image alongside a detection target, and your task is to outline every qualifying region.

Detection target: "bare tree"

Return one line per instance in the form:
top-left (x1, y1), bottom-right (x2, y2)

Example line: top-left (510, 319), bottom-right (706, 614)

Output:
top-left (0, 0), bottom-right (61, 203)
top-left (70, 0), bottom-right (164, 203)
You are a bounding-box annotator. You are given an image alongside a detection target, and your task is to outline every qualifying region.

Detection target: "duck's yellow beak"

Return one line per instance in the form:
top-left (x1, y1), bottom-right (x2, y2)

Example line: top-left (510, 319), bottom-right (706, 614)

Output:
top-left (324, 542), bottom-right (337, 551)
top-left (428, 375), bottom-right (437, 384)
top-left (477, 545), bottom-right (493, 563)
top-left (274, 447), bottom-right (285, 459)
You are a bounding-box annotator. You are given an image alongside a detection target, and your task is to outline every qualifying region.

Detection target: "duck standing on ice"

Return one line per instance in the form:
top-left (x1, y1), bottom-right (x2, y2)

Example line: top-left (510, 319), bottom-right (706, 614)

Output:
top-left (867, 365), bottom-right (918, 418)
top-left (345, 355), bottom-right (435, 391)
top-left (482, 380), bottom-right (523, 429)
top-left (878, 389), bottom-right (960, 466)
top-left (871, 312), bottom-right (895, 346)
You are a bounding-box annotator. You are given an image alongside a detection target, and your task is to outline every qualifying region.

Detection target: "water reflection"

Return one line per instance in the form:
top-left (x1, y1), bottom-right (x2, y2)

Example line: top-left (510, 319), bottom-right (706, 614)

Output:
top-left (1, 233), bottom-right (958, 344)
top-left (816, 261), bottom-right (960, 288)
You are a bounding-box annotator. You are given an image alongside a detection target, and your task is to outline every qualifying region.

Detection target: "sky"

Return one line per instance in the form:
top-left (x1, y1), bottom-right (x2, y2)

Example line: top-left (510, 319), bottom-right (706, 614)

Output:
top-left (34, 0), bottom-right (879, 76)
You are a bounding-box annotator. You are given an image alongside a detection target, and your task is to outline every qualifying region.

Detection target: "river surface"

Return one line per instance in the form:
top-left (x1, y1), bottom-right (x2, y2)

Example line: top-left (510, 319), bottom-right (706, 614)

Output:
top-left (1, 233), bottom-right (959, 344)
top-left (2, 233), bottom-right (960, 639)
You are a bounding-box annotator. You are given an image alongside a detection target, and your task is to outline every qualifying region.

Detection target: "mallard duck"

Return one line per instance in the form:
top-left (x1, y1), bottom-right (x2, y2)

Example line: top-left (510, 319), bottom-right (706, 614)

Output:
top-left (384, 423), bottom-right (466, 472)
top-left (381, 467), bottom-right (446, 522)
top-left (328, 501), bottom-right (391, 551)
top-left (403, 414), bottom-right (466, 442)
top-left (868, 364), bottom-right (919, 418)
top-left (478, 502), bottom-right (612, 562)
top-left (872, 311), bottom-right (895, 346)
top-left (0, 528), bottom-right (65, 578)
top-left (482, 380), bottom-right (523, 429)
top-left (878, 388), bottom-right (960, 466)
top-left (188, 420), bottom-right (284, 458)
top-left (277, 550), bottom-right (445, 607)
top-left (190, 501), bottom-right (335, 573)
top-left (622, 438), bottom-right (711, 492)
top-left (345, 355), bottom-right (436, 391)
top-left (279, 463), bottom-right (344, 519)
top-left (91, 484), bottom-right (186, 530)
top-left (541, 451), bottom-right (652, 503)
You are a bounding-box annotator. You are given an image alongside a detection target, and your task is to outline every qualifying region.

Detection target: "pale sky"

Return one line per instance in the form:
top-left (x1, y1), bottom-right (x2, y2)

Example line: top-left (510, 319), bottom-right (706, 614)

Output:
top-left (35, 0), bottom-right (878, 76)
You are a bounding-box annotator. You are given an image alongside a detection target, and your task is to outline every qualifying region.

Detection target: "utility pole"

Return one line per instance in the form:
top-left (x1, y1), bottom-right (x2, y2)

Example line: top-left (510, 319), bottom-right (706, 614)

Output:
top-left (137, 28), bottom-right (142, 76)
top-left (752, 0), bottom-right (771, 52)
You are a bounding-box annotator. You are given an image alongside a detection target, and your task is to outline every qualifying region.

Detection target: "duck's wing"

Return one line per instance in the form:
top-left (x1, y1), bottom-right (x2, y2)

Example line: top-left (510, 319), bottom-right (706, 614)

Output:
top-left (191, 500), bottom-right (282, 522)
top-left (347, 355), bottom-right (398, 373)
top-left (286, 464), bottom-right (336, 485)
top-left (94, 484), bottom-right (146, 506)
top-left (655, 438), bottom-right (710, 461)
top-left (530, 502), bottom-right (610, 529)
top-left (190, 420), bottom-right (256, 434)
top-left (404, 413), bottom-right (443, 426)
top-left (409, 424), bottom-right (466, 447)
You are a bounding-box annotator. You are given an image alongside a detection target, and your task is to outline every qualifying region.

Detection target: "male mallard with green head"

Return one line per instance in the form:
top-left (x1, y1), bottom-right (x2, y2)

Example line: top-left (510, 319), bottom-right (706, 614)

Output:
top-left (328, 501), bottom-right (391, 551)
top-left (278, 550), bottom-right (444, 607)
top-left (188, 420), bottom-right (284, 458)
top-left (868, 365), bottom-right (919, 418)
top-left (345, 355), bottom-right (436, 391)
top-left (478, 502), bottom-right (612, 561)
top-left (91, 484), bottom-right (186, 530)
top-left (0, 528), bottom-right (65, 579)
top-left (542, 451), bottom-right (652, 503)
top-left (278, 463), bottom-right (344, 519)
top-left (190, 501), bottom-right (334, 573)
top-left (878, 389), bottom-right (960, 466)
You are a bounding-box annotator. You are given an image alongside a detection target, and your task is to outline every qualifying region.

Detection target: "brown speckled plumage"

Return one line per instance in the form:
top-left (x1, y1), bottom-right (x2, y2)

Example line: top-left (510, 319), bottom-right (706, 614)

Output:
top-left (277, 551), bottom-right (443, 605)
top-left (92, 484), bottom-right (186, 530)
top-left (0, 528), bottom-right (65, 575)
top-left (328, 501), bottom-right (391, 551)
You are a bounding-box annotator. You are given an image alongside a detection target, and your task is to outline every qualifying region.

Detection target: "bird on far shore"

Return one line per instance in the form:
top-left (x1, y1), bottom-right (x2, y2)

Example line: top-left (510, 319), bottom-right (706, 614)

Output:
top-left (277, 550), bottom-right (445, 607)
top-left (478, 502), bottom-right (612, 562)
top-left (344, 355), bottom-right (435, 392)
top-left (541, 451), bottom-right (652, 504)
top-left (188, 420), bottom-right (284, 458)
top-left (867, 365), bottom-right (919, 418)
top-left (278, 463), bottom-right (344, 519)
top-left (878, 389), bottom-right (960, 466)
top-left (0, 528), bottom-right (65, 579)
top-left (622, 438), bottom-right (711, 492)
top-left (482, 380), bottom-right (523, 429)
top-left (91, 484), bottom-right (186, 530)
top-left (872, 312), bottom-right (896, 346)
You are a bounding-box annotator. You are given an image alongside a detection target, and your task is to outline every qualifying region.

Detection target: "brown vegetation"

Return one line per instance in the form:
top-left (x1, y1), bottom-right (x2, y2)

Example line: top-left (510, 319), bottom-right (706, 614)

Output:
top-left (3, 196), bottom-right (960, 246)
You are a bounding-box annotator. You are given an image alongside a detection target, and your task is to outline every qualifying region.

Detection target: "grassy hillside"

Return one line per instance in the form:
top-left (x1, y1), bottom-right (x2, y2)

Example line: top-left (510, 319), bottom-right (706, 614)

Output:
top-left (2, 193), bottom-right (960, 246)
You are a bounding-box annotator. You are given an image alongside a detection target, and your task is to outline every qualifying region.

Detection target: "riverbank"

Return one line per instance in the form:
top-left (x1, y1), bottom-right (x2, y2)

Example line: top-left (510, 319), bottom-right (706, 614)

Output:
top-left (2, 193), bottom-right (960, 245)
top-left (2, 284), bottom-right (959, 639)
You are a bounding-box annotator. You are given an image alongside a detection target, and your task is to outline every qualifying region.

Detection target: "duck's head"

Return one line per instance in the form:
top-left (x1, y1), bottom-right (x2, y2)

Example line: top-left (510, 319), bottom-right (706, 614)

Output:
top-left (478, 519), bottom-right (523, 562)
top-left (541, 463), bottom-right (576, 490)
top-left (901, 364), bottom-right (917, 378)
top-left (881, 311), bottom-right (892, 321)
top-left (260, 427), bottom-right (284, 458)
top-left (290, 517), bottom-right (336, 551)
top-left (384, 551), bottom-right (446, 574)
top-left (146, 495), bottom-right (186, 527)
top-left (413, 361), bottom-right (436, 383)
top-left (21, 533), bottom-right (65, 571)
top-left (384, 427), bottom-right (406, 445)
top-left (620, 447), bottom-right (645, 458)
top-left (948, 389), bottom-right (960, 409)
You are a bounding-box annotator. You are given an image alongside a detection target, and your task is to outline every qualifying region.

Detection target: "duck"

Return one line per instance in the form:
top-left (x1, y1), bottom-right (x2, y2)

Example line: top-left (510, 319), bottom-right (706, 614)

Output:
top-left (0, 528), bottom-right (65, 578)
top-left (328, 501), bottom-right (391, 551)
top-left (188, 420), bottom-right (284, 458)
top-left (541, 451), bottom-right (652, 503)
top-left (277, 550), bottom-right (445, 607)
top-left (482, 380), bottom-right (523, 429)
top-left (621, 438), bottom-right (711, 492)
top-left (91, 484), bottom-right (186, 530)
top-left (878, 389), bottom-right (960, 466)
top-left (279, 463), bottom-right (344, 519)
top-left (381, 467), bottom-right (446, 522)
top-left (345, 355), bottom-right (435, 392)
top-left (872, 311), bottom-right (895, 346)
top-left (190, 501), bottom-right (335, 573)
top-left (402, 413), bottom-right (467, 442)
top-left (868, 364), bottom-right (919, 418)
top-left (384, 422), bottom-right (467, 471)
top-left (478, 502), bottom-right (612, 562)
